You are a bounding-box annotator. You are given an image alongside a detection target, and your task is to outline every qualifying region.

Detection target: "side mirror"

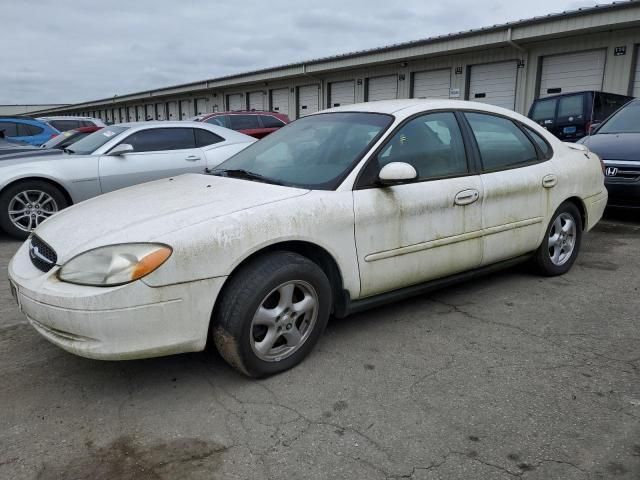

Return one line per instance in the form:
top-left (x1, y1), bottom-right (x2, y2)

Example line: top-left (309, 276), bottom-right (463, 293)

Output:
top-left (589, 123), bottom-right (601, 135)
top-left (108, 143), bottom-right (134, 156)
top-left (378, 162), bottom-right (418, 186)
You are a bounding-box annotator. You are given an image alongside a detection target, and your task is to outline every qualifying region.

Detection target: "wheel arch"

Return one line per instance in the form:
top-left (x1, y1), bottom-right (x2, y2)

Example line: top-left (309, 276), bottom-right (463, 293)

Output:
top-left (564, 196), bottom-right (587, 230)
top-left (0, 176), bottom-right (74, 207)
top-left (210, 240), bottom-right (348, 335)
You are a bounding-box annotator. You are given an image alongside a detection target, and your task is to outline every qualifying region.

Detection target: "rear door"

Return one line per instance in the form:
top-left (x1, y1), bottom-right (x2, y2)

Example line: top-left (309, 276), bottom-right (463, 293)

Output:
top-left (462, 112), bottom-right (554, 264)
top-left (98, 127), bottom-right (204, 193)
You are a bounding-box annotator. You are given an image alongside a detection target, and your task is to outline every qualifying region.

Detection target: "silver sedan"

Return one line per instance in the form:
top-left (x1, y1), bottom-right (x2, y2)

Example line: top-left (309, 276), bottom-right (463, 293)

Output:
top-left (0, 121), bottom-right (255, 239)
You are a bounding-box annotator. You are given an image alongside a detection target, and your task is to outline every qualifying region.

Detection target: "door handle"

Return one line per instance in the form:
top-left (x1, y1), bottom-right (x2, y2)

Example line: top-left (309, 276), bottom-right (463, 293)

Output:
top-left (185, 155), bottom-right (201, 161)
top-left (542, 174), bottom-right (557, 188)
top-left (454, 189), bottom-right (480, 206)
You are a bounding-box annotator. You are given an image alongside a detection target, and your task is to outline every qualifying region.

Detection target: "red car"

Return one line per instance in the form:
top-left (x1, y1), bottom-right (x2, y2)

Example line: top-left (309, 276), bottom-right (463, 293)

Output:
top-left (192, 111), bottom-right (289, 139)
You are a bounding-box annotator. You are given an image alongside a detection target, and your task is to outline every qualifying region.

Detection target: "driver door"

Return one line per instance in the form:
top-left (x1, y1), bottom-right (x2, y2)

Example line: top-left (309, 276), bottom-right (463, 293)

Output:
top-left (353, 111), bottom-right (483, 298)
top-left (99, 127), bottom-right (205, 193)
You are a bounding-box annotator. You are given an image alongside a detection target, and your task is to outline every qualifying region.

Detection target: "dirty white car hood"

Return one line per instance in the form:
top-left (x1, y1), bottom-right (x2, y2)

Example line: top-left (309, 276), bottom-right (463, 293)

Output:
top-left (35, 173), bottom-right (309, 262)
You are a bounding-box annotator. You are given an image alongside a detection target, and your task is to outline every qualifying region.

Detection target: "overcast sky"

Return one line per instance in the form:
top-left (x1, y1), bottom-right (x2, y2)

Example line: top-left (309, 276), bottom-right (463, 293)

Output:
top-left (1, 0), bottom-right (603, 105)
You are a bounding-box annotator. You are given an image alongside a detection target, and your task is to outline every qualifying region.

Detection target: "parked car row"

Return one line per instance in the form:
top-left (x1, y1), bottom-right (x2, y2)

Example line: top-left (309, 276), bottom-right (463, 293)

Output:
top-left (7, 99), bottom-right (608, 378)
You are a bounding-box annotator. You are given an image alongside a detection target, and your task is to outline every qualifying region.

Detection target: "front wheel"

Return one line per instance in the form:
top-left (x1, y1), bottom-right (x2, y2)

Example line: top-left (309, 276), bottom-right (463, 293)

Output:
top-left (531, 201), bottom-right (583, 276)
top-left (213, 251), bottom-right (332, 378)
top-left (0, 180), bottom-right (68, 240)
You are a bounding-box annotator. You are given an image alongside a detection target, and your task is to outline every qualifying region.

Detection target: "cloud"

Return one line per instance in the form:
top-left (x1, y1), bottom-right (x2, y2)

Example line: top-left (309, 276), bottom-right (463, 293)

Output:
top-left (0, 0), bottom-right (601, 104)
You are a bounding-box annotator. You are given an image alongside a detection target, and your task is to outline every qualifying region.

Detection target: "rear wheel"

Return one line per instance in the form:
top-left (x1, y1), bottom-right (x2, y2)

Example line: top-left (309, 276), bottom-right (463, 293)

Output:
top-left (532, 201), bottom-right (582, 276)
top-left (0, 180), bottom-right (68, 240)
top-left (213, 251), bottom-right (332, 378)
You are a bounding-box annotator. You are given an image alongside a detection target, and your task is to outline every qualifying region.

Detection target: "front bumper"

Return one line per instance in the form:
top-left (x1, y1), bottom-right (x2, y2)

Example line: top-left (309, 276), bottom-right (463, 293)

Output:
top-left (8, 240), bottom-right (226, 360)
top-left (605, 180), bottom-right (640, 208)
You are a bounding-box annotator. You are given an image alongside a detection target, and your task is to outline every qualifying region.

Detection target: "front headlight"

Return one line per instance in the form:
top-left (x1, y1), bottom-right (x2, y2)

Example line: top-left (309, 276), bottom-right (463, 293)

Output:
top-left (58, 243), bottom-right (172, 287)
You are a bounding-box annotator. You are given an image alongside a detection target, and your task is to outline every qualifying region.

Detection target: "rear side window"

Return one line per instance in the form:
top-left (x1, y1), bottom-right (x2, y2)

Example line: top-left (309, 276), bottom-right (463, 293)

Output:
top-left (465, 113), bottom-right (538, 171)
top-left (194, 128), bottom-right (223, 147)
top-left (16, 123), bottom-right (33, 136)
top-left (260, 115), bottom-right (286, 128)
top-left (50, 120), bottom-right (81, 131)
top-left (0, 121), bottom-right (19, 137)
top-left (530, 99), bottom-right (557, 123)
top-left (122, 128), bottom-right (196, 152)
top-left (229, 115), bottom-right (260, 130)
top-left (24, 124), bottom-right (44, 135)
top-left (594, 93), bottom-right (632, 122)
top-left (524, 127), bottom-right (553, 159)
top-left (205, 116), bottom-right (227, 128)
top-left (557, 95), bottom-right (584, 121)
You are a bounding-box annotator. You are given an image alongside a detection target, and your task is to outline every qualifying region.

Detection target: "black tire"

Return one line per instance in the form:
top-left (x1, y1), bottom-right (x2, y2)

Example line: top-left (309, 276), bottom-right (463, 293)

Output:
top-left (0, 180), bottom-right (69, 240)
top-left (531, 201), bottom-right (583, 276)
top-left (212, 251), bottom-right (332, 378)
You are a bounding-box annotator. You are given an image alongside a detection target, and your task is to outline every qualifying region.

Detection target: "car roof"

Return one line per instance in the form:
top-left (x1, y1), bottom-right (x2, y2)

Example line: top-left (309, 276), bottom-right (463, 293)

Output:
top-left (38, 116), bottom-right (100, 120)
top-left (111, 121), bottom-right (255, 142)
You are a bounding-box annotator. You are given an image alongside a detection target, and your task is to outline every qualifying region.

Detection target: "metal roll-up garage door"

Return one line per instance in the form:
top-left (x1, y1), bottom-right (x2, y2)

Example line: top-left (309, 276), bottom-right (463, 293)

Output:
top-left (179, 100), bottom-right (192, 119)
top-left (145, 104), bottom-right (154, 121)
top-left (298, 85), bottom-right (320, 117)
top-left (366, 75), bottom-right (398, 101)
top-left (156, 103), bottom-right (166, 120)
top-left (136, 105), bottom-right (144, 122)
top-left (539, 50), bottom-right (606, 98)
top-left (468, 61), bottom-right (518, 110)
top-left (127, 107), bottom-right (136, 122)
top-left (329, 80), bottom-right (355, 107)
top-left (248, 91), bottom-right (266, 111)
top-left (632, 48), bottom-right (640, 97)
top-left (167, 101), bottom-right (178, 120)
top-left (412, 69), bottom-right (451, 99)
top-left (227, 93), bottom-right (243, 111)
top-left (194, 97), bottom-right (209, 116)
top-left (270, 88), bottom-right (289, 115)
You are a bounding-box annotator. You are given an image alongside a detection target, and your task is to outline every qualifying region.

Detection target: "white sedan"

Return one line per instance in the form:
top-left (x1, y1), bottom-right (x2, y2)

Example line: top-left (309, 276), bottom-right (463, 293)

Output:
top-left (9, 100), bottom-right (607, 377)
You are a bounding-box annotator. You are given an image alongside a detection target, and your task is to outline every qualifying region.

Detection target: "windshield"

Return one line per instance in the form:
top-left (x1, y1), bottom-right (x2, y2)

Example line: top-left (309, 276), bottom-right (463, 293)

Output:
top-left (598, 101), bottom-right (640, 134)
top-left (65, 126), bottom-right (129, 154)
top-left (213, 112), bottom-right (392, 189)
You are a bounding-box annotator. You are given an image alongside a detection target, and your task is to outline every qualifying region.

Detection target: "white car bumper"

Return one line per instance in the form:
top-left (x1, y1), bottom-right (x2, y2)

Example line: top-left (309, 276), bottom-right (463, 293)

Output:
top-left (584, 189), bottom-right (608, 231)
top-left (8, 241), bottom-right (225, 360)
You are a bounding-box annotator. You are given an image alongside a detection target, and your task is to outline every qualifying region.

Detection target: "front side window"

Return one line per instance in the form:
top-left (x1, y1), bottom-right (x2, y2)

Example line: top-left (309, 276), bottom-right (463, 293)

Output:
top-left (214, 112), bottom-right (392, 190)
top-left (465, 113), bottom-right (538, 171)
top-left (530, 99), bottom-right (557, 123)
top-left (65, 126), bottom-right (129, 154)
top-left (229, 115), bottom-right (260, 130)
top-left (377, 112), bottom-right (468, 180)
top-left (122, 128), bottom-right (196, 152)
top-left (25, 124), bottom-right (44, 136)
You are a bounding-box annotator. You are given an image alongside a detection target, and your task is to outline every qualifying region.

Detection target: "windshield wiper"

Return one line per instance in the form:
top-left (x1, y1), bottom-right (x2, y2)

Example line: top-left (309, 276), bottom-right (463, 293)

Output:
top-left (63, 148), bottom-right (75, 154)
top-left (208, 168), bottom-right (282, 185)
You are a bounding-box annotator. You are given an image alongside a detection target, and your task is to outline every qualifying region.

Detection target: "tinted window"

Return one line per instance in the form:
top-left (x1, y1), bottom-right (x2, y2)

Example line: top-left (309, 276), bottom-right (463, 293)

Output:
top-left (531, 99), bottom-right (557, 122)
top-left (598, 100), bottom-right (640, 134)
top-left (229, 115), bottom-right (260, 130)
top-left (50, 120), bottom-right (81, 131)
top-left (215, 112), bottom-right (392, 190)
top-left (378, 112), bottom-right (468, 180)
top-left (17, 123), bottom-right (32, 136)
top-left (205, 116), bottom-right (227, 128)
top-left (194, 128), bottom-right (223, 147)
top-left (24, 124), bottom-right (44, 135)
top-left (594, 93), bottom-right (632, 122)
top-left (123, 128), bottom-right (196, 152)
top-left (80, 120), bottom-right (94, 127)
top-left (260, 115), bottom-right (286, 128)
top-left (557, 95), bottom-right (584, 120)
top-left (524, 127), bottom-right (553, 159)
top-left (66, 126), bottom-right (129, 154)
top-left (465, 113), bottom-right (538, 170)
top-left (0, 121), bottom-right (19, 137)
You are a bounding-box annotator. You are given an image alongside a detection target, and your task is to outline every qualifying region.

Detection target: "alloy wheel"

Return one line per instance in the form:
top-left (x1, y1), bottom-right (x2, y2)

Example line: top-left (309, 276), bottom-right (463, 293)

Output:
top-left (8, 190), bottom-right (59, 233)
top-left (548, 212), bottom-right (577, 266)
